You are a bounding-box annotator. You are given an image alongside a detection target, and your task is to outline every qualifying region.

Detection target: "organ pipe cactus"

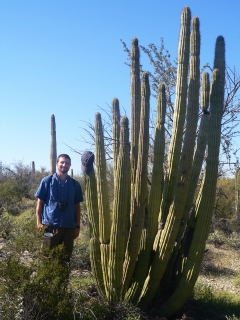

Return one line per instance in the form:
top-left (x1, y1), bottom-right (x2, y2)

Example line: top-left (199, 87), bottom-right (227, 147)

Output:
top-left (84, 6), bottom-right (225, 316)
top-left (50, 114), bottom-right (57, 174)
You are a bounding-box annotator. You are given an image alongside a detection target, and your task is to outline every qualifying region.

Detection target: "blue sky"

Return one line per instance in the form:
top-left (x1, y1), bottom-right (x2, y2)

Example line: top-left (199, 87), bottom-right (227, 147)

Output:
top-left (1, 0), bottom-right (240, 174)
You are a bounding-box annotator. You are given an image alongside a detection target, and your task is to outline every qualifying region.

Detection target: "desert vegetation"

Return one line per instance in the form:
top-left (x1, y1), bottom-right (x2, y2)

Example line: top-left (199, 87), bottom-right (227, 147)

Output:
top-left (0, 163), bottom-right (239, 319)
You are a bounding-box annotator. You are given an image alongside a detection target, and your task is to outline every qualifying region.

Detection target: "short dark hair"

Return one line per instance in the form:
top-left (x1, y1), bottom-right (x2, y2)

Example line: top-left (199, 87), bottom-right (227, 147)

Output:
top-left (57, 154), bottom-right (71, 164)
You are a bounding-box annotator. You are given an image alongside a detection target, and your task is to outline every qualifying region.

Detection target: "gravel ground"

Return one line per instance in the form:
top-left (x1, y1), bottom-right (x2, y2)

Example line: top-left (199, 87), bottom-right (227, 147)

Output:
top-left (198, 243), bottom-right (240, 295)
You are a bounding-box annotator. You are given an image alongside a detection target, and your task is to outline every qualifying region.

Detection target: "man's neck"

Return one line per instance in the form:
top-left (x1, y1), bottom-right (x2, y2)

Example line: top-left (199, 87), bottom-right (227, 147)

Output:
top-left (57, 172), bottom-right (68, 180)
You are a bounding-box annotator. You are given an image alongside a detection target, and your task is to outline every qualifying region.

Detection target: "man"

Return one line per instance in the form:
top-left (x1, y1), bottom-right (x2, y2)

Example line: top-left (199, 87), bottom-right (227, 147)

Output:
top-left (35, 154), bottom-right (83, 262)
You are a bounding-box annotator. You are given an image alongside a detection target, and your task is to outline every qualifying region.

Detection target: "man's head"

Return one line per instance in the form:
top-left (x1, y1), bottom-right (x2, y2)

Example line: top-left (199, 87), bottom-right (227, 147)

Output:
top-left (56, 154), bottom-right (71, 174)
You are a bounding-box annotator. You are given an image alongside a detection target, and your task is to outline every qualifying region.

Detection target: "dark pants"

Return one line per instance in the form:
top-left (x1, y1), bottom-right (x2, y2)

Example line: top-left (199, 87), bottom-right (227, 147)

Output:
top-left (43, 226), bottom-right (75, 262)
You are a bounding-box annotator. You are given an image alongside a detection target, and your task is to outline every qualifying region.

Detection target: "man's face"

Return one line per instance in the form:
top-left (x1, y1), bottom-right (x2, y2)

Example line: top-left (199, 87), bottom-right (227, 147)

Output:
top-left (57, 157), bottom-right (71, 174)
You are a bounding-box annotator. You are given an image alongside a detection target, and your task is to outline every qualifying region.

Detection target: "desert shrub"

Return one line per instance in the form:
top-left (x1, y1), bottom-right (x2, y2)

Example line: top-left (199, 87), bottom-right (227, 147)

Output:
top-left (0, 181), bottom-right (22, 215)
top-left (71, 293), bottom-right (147, 320)
top-left (208, 229), bottom-right (240, 249)
top-left (0, 245), bottom-right (74, 320)
top-left (0, 212), bottom-right (14, 239)
top-left (71, 224), bottom-right (91, 271)
top-left (193, 281), bottom-right (240, 319)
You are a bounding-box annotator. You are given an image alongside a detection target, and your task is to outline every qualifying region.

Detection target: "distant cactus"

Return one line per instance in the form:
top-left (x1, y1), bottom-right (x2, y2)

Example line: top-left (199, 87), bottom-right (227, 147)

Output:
top-left (50, 114), bottom-right (57, 174)
top-left (84, 7), bottom-right (225, 316)
top-left (31, 161), bottom-right (35, 174)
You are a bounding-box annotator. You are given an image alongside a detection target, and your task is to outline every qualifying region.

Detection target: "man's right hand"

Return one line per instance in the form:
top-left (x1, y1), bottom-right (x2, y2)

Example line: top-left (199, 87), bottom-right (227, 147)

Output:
top-left (36, 199), bottom-right (44, 232)
top-left (37, 222), bottom-right (44, 232)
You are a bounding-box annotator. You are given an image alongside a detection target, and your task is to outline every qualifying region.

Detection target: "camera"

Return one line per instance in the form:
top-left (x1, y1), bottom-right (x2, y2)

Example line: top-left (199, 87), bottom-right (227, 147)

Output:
top-left (58, 202), bottom-right (68, 212)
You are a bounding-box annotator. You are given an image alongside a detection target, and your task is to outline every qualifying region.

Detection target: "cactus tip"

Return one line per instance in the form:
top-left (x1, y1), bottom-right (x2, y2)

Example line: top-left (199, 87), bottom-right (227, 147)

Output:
top-left (216, 35), bottom-right (225, 47)
top-left (96, 112), bottom-right (101, 120)
top-left (142, 72), bottom-right (149, 80)
top-left (192, 16), bottom-right (199, 28)
top-left (112, 97), bottom-right (119, 104)
top-left (121, 116), bottom-right (129, 126)
top-left (132, 37), bottom-right (138, 45)
top-left (158, 82), bottom-right (165, 91)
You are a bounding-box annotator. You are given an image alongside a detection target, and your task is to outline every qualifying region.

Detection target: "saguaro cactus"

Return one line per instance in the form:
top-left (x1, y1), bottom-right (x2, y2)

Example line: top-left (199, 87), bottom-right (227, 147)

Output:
top-left (50, 114), bottom-right (57, 174)
top-left (84, 6), bottom-right (225, 316)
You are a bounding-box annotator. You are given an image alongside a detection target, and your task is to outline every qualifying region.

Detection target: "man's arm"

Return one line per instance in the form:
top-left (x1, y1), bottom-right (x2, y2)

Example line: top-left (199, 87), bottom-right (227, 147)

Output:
top-left (36, 199), bottom-right (44, 232)
top-left (74, 203), bottom-right (81, 239)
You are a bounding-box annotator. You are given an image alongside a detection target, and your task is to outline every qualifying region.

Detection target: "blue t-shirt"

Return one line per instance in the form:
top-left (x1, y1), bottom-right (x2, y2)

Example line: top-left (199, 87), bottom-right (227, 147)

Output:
top-left (35, 173), bottom-right (83, 228)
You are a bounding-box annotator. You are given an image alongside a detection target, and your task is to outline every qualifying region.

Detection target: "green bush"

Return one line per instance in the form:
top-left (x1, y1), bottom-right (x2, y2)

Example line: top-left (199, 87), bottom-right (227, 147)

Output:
top-left (208, 229), bottom-right (240, 249)
top-left (0, 245), bottom-right (73, 320)
top-left (0, 181), bottom-right (22, 215)
top-left (193, 281), bottom-right (240, 319)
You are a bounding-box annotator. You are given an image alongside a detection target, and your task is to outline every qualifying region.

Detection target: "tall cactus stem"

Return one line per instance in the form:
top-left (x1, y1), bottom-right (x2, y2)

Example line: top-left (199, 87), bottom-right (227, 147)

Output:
top-left (161, 71), bottom-right (210, 293)
top-left (112, 98), bottom-right (121, 175)
top-left (122, 72), bottom-right (150, 293)
top-left (158, 6), bottom-right (191, 224)
top-left (130, 37), bottom-right (141, 185)
top-left (138, 7), bottom-right (192, 307)
top-left (50, 114), bottom-right (57, 174)
top-left (90, 238), bottom-right (106, 296)
top-left (161, 67), bottom-right (224, 316)
top-left (108, 116), bottom-right (130, 301)
top-left (125, 83), bottom-right (166, 303)
top-left (31, 161), bottom-right (35, 174)
top-left (148, 83), bottom-right (166, 246)
top-left (95, 113), bottom-right (111, 244)
top-left (85, 169), bottom-right (100, 240)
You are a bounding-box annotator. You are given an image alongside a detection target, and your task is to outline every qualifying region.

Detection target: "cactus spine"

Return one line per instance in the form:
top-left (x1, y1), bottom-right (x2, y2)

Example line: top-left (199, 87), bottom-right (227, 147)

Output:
top-left (84, 6), bottom-right (225, 316)
top-left (50, 114), bottom-right (57, 174)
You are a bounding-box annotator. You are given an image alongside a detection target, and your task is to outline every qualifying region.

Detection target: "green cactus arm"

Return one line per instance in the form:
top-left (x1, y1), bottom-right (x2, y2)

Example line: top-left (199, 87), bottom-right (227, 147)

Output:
top-left (112, 98), bottom-right (121, 174)
top-left (50, 114), bottom-right (57, 174)
top-left (163, 72), bottom-right (210, 286)
top-left (125, 83), bottom-right (166, 303)
top-left (177, 16), bottom-right (200, 182)
top-left (95, 112), bottom-right (111, 244)
top-left (130, 38), bottom-right (141, 185)
top-left (138, 8), bottom-right (193, 307)
top-left (108, 116), bottom-right (130, 302)
top-left (124, 228), bottom-right (148, 303)
top-left (122, 72), bottom-right (150, 293)
top-left (158, 6), bottom-right (191, 224)
top-left (214, 36), bottom-right (225, 102)
top-left (85, 168), bottom-right (100, 239)
top-left (100, 243), bottom-right (110, 296)
top-left (161, 67), bottom-right (224, 317)
top-left (90, 238), bottom-right (105, 296)
top-left (183, 72), bottom-right (210, 215)
top-left (148, 83), bottom-right (166, 246)
top-left (200, 72), bottom-right (210, 113)
top-left (160, 20), bottom-right (205, 291)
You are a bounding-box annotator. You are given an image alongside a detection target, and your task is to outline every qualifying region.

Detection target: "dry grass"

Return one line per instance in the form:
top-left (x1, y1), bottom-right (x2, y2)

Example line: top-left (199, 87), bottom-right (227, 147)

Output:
top-left (198, 243), bottom-right (240, 295)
